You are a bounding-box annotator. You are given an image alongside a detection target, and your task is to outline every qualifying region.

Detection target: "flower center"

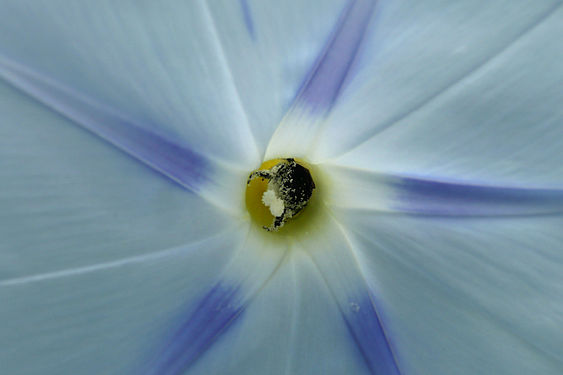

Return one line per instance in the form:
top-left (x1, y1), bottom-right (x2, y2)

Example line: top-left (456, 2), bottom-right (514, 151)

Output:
top-left (245, 158), bottom-right (316, 232)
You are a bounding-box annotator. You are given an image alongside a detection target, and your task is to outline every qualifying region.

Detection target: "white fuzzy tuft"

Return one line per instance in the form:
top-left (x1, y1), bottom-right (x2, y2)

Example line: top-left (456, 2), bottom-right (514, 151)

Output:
top-left (262, 189), bottom-right (284, 217)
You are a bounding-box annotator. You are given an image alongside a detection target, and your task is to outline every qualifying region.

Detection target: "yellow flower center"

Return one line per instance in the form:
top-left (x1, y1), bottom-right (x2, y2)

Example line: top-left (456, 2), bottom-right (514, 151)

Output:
top-left (245, 158), bottom-right (320, 235)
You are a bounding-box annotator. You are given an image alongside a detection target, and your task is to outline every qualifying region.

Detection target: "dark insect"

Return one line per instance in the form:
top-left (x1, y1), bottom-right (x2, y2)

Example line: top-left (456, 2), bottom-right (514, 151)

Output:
top-left (247, 158), bottom-right (315, 231)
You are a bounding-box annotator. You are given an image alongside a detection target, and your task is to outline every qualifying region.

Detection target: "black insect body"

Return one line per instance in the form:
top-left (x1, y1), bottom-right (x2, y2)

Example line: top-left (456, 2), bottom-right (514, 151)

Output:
top-left (247, 158), bottom-right (315, 231)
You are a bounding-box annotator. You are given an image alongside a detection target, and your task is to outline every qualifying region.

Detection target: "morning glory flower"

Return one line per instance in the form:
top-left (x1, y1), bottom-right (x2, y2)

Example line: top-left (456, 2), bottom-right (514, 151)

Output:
top-left (1, 0), bottom-right (563, 374)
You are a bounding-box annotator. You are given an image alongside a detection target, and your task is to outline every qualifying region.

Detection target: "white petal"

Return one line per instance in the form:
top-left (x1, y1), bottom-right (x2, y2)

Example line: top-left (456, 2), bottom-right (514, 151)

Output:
top-left (0, 0), bottom-right (260, 165)
top-left (338, 210), bottom-right (563, 374)
top-left (188, 249), bottom-right (371, 375)
top-left (317, 0), bottom-right (563, 172)
top-left (0, 80), bottom-right (232, 279)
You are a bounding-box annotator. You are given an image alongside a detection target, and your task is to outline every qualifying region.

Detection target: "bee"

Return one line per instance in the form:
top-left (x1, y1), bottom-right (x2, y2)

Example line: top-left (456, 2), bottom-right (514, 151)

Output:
top-left (247, 158), bottom-right (315, 231)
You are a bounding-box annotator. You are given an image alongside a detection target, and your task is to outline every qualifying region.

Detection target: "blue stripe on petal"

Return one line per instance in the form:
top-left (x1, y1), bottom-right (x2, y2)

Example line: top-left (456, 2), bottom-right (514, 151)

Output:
top-left (146, 283), bottom-right (244, 375)
top-left (239, 0), bottom-right (256, 39)
top-left (292, 0), bottom-right (375, 115)
top-left (304, 216), bottom-right (402, 375)
top-left (0, 56), bottom-right (208, 192)
top-left (344, 293), bottom-right (401, 375)
top-left (394, 176), bottom-right (563, 217)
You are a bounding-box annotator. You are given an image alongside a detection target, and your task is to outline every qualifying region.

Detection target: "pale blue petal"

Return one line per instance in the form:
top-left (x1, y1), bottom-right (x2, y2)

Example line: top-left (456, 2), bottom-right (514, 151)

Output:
top-left (315, 6), bottom-right (563, 371)
top-left (0, 80), bottom-right (233, 279)
top-left (0, 57), bottom-right (245, 212)
top-left (188, 249), bottom-right (372, 375)
top-left (338, 210), bottom-right (563, 374)
top-left (142, 228), bottom-right (288, 375)
top-left (147, 283), bottom-right (243, 375)
top-left (266, 0), bottom-right (375, 159)
top-left (316, 0), bottom-right (563, 167)
top-left (206, 0), bottom-right (351, 154)
top-left (0, 229), bottom-right (244, 375)
top-left (0, 0), bottom-right (260, 165)
top-left (296, 214), bottom-right (402, 375)
top-left (323, 165), bottom-right (563, 216)
top-left (279, 0), bottom-right (375, 115)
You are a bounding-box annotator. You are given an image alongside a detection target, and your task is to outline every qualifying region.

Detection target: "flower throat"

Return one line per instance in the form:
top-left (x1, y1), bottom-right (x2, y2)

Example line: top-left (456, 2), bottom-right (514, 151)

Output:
top-left (245, 158), bottom-right (315, 232)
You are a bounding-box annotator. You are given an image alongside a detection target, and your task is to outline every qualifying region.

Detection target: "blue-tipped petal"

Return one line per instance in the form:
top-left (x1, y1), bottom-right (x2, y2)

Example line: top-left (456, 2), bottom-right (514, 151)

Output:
top-left (0, 57), bottom-right (244, 212)
top-left (0, 0), bottom-right (260, 165)
top-left (339, 211), bottom-right (563, 374)
top-left (392, 175), bottom-right (563, 217)
top-left (342, 293), bottom-right (399, 375)
top-left (0, 229), bottom-right (245, 375)
top-left (265, 0), bottom-right (375, 159)
top-left (324, 165), bottom-right (563, 217)
top-left (0, 79), bottom-right (233, 280)
top-left (186, 249), bottom-right (374, 375)
top-left (288, 0), bottom-right (376, 115)
top-left (326, 1), bottom-right (563, 183)
top-left (205, 0), bottom-right (347, 153)
top-left (146, 283), bottom-right (243, 375)
top-left (298, 214), bottom-right (401, 375)
top-left (143, 227), bottom-right (289, 375)
top-left (0, 58), bottom-right (203, 192)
